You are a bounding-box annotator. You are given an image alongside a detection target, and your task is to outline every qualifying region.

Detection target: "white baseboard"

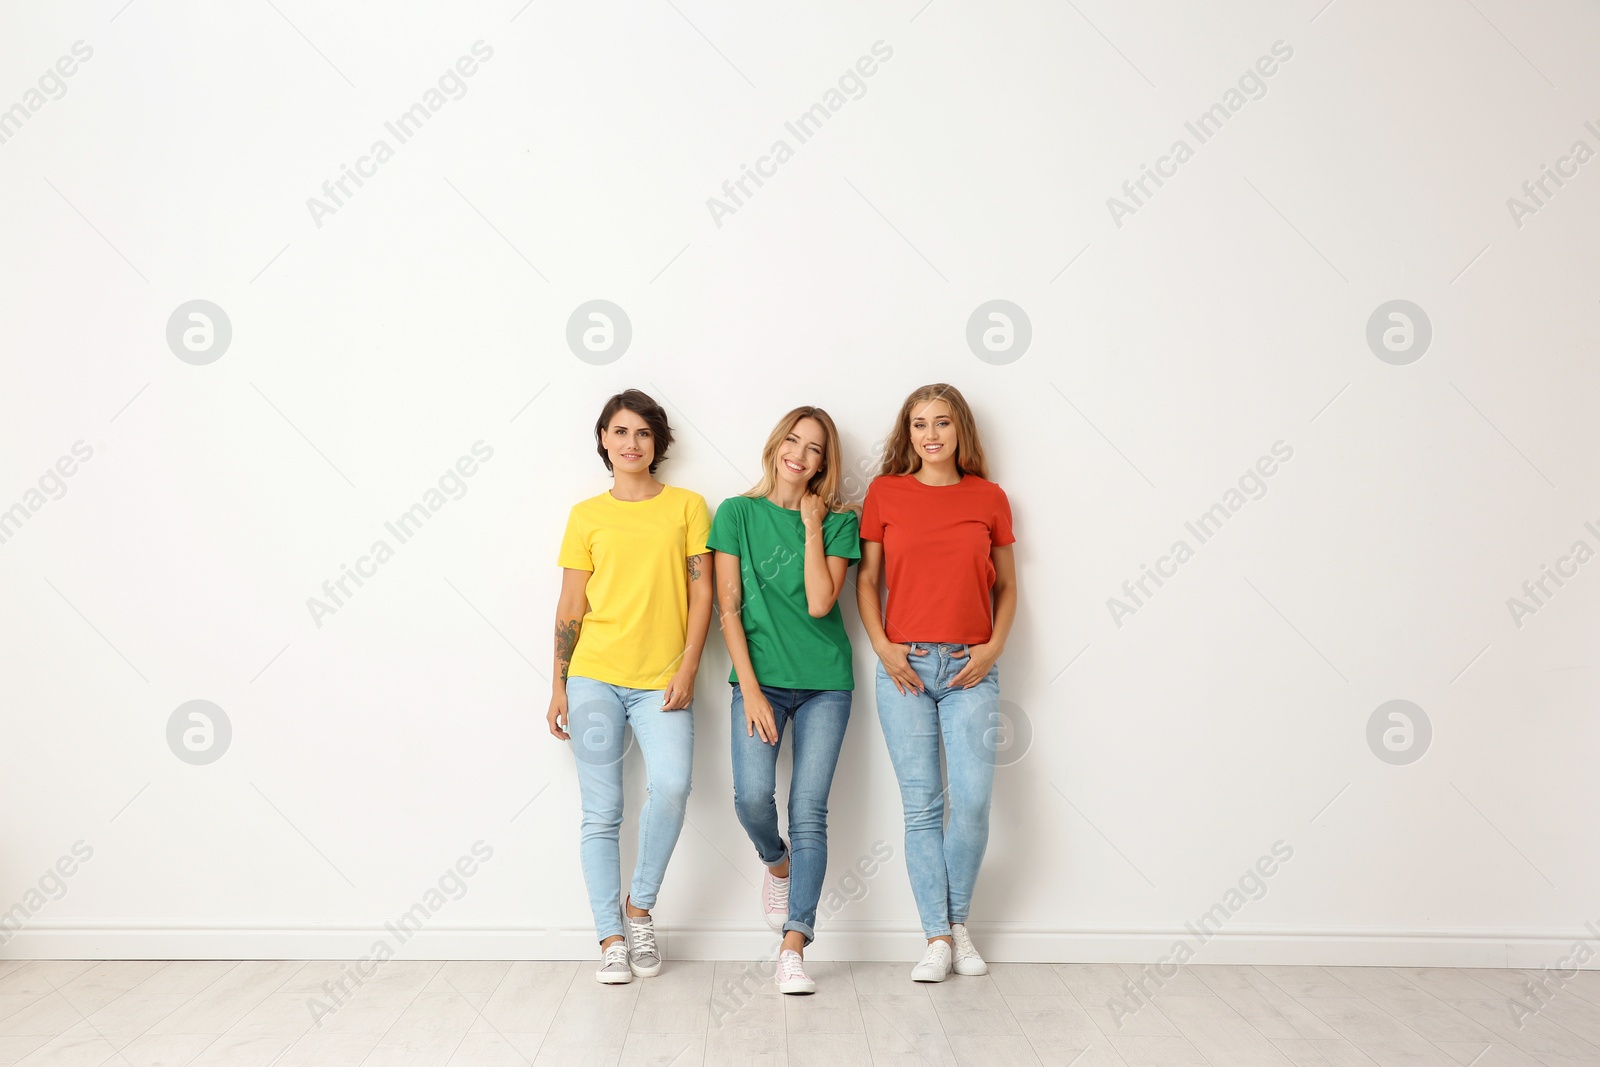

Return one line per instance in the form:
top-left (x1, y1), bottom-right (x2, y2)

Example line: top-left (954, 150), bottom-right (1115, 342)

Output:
top-left (2, 920), bottom-right (1593, 968)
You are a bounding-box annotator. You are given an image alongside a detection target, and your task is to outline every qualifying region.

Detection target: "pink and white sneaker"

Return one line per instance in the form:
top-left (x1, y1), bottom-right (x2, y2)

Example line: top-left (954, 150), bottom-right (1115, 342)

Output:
top-left (776, 949), bottom-right (816, 994)
top-left (762, 864), bottom-right (790, 932)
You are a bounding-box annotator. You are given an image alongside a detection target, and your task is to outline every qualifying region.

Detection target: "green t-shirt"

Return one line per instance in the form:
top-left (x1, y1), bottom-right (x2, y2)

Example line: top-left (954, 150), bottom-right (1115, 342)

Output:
top-left (707, 495), bottom-right (861, 690)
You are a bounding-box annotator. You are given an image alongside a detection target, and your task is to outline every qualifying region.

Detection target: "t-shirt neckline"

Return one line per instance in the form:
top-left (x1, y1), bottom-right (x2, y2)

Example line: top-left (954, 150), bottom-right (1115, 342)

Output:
top-left (759, 495), bottom-right (801, 514)
top-left (606, 485), bottom-right (669, 505)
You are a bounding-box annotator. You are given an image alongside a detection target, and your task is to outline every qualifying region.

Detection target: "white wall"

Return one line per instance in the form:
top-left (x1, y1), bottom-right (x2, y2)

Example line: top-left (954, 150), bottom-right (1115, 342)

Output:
top-left (2, 0), bottom-right (1597, 967)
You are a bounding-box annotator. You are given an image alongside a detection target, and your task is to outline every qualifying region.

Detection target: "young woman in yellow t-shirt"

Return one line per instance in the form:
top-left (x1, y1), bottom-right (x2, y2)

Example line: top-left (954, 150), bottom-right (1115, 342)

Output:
top-left (547, 388), bottom-right (714, 984)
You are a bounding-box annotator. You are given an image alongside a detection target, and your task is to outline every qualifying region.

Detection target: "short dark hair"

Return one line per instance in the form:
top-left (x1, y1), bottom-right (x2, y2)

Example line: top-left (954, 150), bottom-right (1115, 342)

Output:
top-left (594, 389), bottom-right (674, 473)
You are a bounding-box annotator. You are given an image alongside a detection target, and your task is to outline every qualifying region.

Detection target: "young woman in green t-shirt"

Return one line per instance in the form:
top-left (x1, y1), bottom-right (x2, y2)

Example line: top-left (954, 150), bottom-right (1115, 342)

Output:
top-left (708, 406), bottom-right (860, 994)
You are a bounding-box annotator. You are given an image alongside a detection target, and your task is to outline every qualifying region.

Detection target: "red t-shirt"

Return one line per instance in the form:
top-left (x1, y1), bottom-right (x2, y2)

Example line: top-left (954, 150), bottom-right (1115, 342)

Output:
top-left (859, 473), bottom-right (1015, 644)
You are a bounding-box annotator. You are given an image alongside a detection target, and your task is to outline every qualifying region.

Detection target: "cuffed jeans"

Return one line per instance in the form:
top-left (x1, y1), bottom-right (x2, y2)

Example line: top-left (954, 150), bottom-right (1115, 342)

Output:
top-left (730, 685), bottom-right (852, 945)
top-left (565, 675), bottom-right (694, 943)
top-left (874, 643), bottom-right (999, 940)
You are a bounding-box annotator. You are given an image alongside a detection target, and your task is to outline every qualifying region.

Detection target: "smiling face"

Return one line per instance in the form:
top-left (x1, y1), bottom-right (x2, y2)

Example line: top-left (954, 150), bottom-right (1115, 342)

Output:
top-left (602, 408), bottom-right (655, 474)
top-left (908, 399), bottom-right (958, 469)
top-left (775, 416), bottom-right (827, 488)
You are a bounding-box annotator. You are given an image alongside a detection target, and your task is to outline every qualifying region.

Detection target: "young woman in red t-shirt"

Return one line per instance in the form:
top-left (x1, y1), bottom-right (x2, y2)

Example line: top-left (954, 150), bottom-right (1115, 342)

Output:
top-left (857, 382), bottom-right (1018, 982)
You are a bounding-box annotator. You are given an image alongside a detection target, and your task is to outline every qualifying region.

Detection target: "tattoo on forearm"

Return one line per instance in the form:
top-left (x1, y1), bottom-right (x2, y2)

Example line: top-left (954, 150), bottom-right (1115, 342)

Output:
top-left (555, 619), bottom-right (580, 681)
top-left (688, 555), bottom-right (702, 581)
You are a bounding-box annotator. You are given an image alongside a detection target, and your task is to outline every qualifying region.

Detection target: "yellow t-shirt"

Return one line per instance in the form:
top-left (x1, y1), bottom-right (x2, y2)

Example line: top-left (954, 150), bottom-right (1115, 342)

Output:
top-left (558, 485), bottom-right (712, 690)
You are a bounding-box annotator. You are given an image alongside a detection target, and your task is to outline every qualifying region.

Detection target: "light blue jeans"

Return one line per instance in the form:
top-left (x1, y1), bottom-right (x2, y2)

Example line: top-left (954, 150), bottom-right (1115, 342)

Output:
top-left (874, 643), bottom-right (1000, 940)
top-left (730, 685), bottom-right (852, 945)
top-left (564, 675), bottom-right (694, 943)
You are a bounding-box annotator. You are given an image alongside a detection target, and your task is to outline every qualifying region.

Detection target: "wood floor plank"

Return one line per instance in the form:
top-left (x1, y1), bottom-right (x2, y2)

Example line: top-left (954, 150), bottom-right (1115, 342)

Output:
top-left (1268, 1036), bottom-right (1381, 1066)
top-left (424, 961), bottom-right (515, 1009)
top-left (0, 965), bottom-right (93, 999)
top-left (1071, 979), bottom-right (1182, 1039)
top-left (446, 1029), bottom-right (544, 1066)
top-left (1003, 993), bottom-right (1102, 1051)
top-left (704, 1024), bottom-right (785, 1067)
top-left (103, 1031), bottom-right (215, 1067)
top-left (782, 963), bottom-right (861, 1036)
top-left (1053, 965), bottom-right (1135, 999)
top-left (145, 960), bottom-right (303, 1036)
top-left (51, 961), bottom-right (165, 1017)
top-left (1523, 989), bottom-right (1600, 1047)
top-left (1321, 967), bottom-right (1500, 1045)
top-left (1105, 1034), bottom-right (1211, 1066)
top-left (1253, 966), bottom-right (1363, 1000)
top-left (468, 961), bottom-right (577, 1036)
top-left (1433, 1041), bottom-right (1547, 1066)
top-left (1434, 989), bottom-right (1600, 1067)
top-left (945, 1034), bottom-right (1042, 1067)
top-left (1155, 993), bottom-right (1296, 1066)
top-left (363, 989), bottom-right (482, 1064)
top-left (0, 994), bottom-right (94, 1038)
top-left (121, 961), bottom-right (237, 996)
top-left (1390, 968), bottom-right (1505, 1002)
top-left (629, 962), bottom-right (712, 1034)
top-left (1118, 962), bottom-right (1214, 998)
top-left (923, 974), bottom-right (1022, 1037)
top-left (845, 962), bottom-right (910, 997)
top-left (1294, 996), bottom-right (1460, 1067)
top-left (987, 964), bottom-right (1069, 997)
top-left (784, 1032), bottom-right (871, 1067)
top-left (617, 1031), bottom-right (704, 1067)
top-left (0, 1033), bottom-right (52, 1067)
top-left (859, 993), bottom-right (957, 1067)
top-left (9, 1019), bottom-right (118, 1067)
top-left (1191, 965), bottom-right (1334, 1040)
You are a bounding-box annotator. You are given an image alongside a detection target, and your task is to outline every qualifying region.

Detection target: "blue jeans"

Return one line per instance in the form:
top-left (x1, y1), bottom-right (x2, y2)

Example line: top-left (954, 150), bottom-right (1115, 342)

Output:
top-left (730, 685), bottom-right (852, 945)
top-left (565, 675), bottom-right (694, 942)
top-left (874, 643), bottom-right (1000, 939)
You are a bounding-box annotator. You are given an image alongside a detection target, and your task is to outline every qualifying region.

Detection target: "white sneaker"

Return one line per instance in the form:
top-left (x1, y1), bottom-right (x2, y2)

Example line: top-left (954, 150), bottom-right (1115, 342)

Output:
top-left (951, 923), bottom-right (988, 975)
top-left (595, 941), bottom-right (632, 984)
top-left (911, 939), bottom-right (952, 982)
top-left (776, 949), bottom-right (816, 994)
top-left (762, 864), bottom-right (790, 932)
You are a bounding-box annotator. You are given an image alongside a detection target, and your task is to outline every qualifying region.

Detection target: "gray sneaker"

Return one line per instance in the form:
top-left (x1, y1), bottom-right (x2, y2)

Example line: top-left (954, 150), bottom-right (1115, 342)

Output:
top-left (596, 941), bottom-right (632, 984)
top-left (624, 910), bottom-right (662, 977)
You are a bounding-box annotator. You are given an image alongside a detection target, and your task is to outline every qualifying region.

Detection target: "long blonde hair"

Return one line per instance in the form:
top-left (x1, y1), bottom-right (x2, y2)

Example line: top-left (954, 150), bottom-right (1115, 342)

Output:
top-left (879, 383), bottom-right (989, 479)
top-left (743, 406), bottom-right (850, 512)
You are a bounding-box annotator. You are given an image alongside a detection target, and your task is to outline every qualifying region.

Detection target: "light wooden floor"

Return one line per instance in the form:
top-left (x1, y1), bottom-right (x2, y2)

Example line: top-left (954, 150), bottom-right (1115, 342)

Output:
top-left (0, 957), bottom-right (1594, 1066)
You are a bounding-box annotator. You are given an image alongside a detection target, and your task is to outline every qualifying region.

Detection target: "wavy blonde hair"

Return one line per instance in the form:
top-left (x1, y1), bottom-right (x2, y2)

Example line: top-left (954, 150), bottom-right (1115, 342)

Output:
top-left (743, 406), bottom-right (850, 512)
top-left (878, 383), bottom-right (989, 479)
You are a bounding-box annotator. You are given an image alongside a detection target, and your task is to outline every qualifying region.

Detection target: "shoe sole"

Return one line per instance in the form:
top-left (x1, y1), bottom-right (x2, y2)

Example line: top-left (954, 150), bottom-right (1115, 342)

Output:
top-left (953, 960), bottom-right (988, 976)
top-left (777, 981), bottom-right (816, 994)
top-left (910, 970), bottom-right (950, 983)
top-left (596, 971), bottom-right (633, 984)
top-left (629, 960), bottom-right (662, 978)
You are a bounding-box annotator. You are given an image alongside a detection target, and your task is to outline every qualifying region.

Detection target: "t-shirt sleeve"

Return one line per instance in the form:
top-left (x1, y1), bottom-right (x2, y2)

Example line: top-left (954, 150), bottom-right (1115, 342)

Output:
top-left (859, 480), bottom-right (884, 542)
top-left (686, 492), bottom-right (712, 556)
top-left (825, 508), bottom-right (862, 561)
top-left (991, 484), bottom-right (1016, 547)
top-left (706, 496), bottom-right (742, 556)
top-left (557, 506), bottom-right (593, 571)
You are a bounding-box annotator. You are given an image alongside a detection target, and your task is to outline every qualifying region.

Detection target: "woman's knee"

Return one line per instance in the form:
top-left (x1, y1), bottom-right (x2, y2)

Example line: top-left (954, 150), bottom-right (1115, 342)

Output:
top-left (787, 793), bottom-right (830, 837)
top-left (733, 787), bottom-right (774, 826)
top-left (650, 766), bottom-right (692, 807)
top-left (580, 804), bottom-right (624, 834)
top-left (901, 788), bottom-right (945, 831)
top-left (947, 792), bottom-right (993, 835)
